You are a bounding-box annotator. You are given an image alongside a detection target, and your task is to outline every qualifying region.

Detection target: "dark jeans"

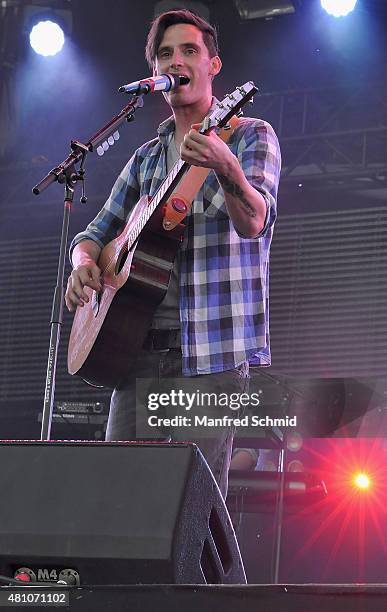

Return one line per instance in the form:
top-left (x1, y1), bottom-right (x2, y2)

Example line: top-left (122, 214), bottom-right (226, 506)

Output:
top-left (105, 348), bottom-right (249, 498)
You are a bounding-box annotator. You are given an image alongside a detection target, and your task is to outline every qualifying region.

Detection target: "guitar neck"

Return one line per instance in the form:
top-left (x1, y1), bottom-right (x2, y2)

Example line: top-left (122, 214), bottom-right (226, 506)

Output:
top-left (149, 158), bottom-right (189, 218)
top-left (128, 158), bottom-right (189, 248)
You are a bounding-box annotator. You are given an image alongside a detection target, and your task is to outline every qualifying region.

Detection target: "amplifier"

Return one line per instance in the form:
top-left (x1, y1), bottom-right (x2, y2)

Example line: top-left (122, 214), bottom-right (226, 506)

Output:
top-left (55, 402), bottom-right (106, 415)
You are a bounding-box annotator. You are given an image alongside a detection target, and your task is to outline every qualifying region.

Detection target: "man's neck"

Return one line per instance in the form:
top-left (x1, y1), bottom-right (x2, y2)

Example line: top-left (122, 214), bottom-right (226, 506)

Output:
top-left (172, 96), bottom-right (213, 149)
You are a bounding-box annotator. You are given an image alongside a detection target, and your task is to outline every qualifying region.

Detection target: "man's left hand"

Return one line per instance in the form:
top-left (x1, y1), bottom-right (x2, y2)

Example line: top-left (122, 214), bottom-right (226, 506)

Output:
top-left (180, 125), bottom-right (235, 175)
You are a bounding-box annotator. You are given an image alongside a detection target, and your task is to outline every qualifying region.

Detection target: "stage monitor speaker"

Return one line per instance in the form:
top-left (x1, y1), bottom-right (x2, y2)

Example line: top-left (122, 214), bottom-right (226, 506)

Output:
top-left (0, 441), bottom-right (246, 585)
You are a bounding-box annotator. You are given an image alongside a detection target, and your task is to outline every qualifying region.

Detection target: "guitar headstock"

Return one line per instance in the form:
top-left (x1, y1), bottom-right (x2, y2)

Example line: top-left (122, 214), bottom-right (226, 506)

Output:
top-left (201, 81), bottom-right (258, 132)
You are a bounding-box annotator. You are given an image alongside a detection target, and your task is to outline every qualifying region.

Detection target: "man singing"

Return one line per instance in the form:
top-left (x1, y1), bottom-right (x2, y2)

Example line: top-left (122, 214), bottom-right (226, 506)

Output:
top-left (65, 9), bottom-right (281, 497)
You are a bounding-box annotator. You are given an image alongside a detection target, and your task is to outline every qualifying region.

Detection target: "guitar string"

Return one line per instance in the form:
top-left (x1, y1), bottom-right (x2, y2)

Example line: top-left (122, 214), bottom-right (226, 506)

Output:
top-left (101, 158), bottom-right (185, 278)
top-left (128, 158), bottom-right (185, 244)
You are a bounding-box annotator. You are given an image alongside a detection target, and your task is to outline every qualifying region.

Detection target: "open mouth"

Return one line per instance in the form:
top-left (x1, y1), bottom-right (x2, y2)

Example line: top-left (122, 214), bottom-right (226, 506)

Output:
top-left (167, 73), bottom-right (190, 88)
top-left (178, 74), bottom-right (190, 86)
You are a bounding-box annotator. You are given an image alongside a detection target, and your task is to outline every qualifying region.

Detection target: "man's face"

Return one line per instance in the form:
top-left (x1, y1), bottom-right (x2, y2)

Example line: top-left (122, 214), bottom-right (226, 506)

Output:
top-left (154, 23), bottom-right (220, 108)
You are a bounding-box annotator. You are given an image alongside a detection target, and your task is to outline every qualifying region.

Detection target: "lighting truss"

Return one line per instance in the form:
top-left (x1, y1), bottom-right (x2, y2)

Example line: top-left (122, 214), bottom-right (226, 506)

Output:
top-left (233, 0), bottom-right (300, 20)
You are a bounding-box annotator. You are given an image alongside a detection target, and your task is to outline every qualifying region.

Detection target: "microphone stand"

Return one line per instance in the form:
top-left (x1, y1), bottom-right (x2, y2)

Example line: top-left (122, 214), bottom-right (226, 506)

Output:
top-left (33, 95), bottom-right (144, 441)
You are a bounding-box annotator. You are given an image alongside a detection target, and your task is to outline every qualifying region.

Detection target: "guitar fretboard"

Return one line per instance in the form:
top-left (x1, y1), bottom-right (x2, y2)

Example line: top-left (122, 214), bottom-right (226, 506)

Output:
top-left (127, 158), bottom-right (186, 248)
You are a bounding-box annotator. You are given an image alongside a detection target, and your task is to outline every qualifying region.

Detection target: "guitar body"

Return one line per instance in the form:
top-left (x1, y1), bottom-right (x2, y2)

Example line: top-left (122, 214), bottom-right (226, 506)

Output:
top-left (68, 196), bottom-right (185, 388)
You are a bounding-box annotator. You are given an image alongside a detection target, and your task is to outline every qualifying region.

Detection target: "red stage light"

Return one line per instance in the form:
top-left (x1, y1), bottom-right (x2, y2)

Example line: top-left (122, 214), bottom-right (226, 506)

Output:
top-left (353, 472), bottom-right (371, 490)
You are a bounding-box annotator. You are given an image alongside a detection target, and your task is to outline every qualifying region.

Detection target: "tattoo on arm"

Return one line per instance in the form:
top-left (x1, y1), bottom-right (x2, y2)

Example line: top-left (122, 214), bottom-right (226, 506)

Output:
top-left (218, 175), bottom-right (257, 218)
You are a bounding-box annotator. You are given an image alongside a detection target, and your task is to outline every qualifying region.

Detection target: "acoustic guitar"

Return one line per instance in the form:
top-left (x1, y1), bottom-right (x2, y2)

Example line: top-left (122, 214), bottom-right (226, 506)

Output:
top-left (68, 81), bottom-right (257, 388)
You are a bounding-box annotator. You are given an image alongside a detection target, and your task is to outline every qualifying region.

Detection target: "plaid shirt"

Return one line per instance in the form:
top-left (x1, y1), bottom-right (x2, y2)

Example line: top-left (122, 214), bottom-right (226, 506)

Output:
top-left (70, 104), bottom-right (281, 376)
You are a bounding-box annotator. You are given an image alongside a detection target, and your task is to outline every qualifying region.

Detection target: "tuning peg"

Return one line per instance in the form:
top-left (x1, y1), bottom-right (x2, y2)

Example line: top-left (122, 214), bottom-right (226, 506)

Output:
top-left (249, 97), bottom-right (254, 104)
top-left (236, 110), bottom-right (244, 117)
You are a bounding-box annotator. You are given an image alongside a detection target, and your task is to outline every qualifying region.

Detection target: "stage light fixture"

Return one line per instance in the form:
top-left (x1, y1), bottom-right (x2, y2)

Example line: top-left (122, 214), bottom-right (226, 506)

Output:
top-left (23, 4), bottom-right (72, 57)
top-left (353, 472), bottom-right (371, 490)
top-left (234, 0), bottom-right (298, 20)
top-left (321, 0), bottom-right (357, 17)
top-left (286, 431), bottom-right (303, 452)
top-left (287, 459), bottom-right (304, 473)
top-left (29, 20), bottom-right (65, 57)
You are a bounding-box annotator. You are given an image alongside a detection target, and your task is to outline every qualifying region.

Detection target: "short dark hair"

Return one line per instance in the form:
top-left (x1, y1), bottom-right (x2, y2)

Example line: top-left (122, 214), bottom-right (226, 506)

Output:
top-left (145, 9), bottom-right (219, 68)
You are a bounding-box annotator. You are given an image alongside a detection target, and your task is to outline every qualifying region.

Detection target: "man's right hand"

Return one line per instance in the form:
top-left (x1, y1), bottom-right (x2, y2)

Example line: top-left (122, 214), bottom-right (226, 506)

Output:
top-left (65, 241), bottom-right (102, 312)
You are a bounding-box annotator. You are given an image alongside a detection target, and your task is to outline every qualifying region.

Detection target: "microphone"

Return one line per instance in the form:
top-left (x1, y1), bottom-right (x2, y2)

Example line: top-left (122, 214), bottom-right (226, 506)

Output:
top-left (118, 74), bottom-right (190, 95)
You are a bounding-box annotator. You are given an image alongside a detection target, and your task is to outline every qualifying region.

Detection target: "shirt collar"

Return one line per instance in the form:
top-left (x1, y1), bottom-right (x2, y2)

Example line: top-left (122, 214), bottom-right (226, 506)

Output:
top-left (157, 96), bottom-right (220, 148)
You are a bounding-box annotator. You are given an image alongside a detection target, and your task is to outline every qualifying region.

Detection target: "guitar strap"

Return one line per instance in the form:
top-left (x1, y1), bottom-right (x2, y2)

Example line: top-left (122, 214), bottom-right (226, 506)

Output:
top-left (162, 115), bottom-right (240, 231)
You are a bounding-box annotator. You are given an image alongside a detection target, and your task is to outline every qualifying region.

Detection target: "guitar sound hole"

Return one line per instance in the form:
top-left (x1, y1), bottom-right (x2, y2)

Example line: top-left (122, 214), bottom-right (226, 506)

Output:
top-left (115, 248), bottom-right (128, 275)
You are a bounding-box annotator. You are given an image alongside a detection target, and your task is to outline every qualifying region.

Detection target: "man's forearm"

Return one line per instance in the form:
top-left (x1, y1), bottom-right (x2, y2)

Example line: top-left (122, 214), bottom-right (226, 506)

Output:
top-left (71, 240), bottom-right (102, 268)
top-left (217, 155), bottom-right (267, 239)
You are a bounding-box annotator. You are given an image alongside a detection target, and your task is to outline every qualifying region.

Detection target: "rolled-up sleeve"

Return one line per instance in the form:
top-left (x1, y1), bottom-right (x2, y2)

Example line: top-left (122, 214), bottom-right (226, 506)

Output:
top-left (236, 118), bottom-right (281, 239)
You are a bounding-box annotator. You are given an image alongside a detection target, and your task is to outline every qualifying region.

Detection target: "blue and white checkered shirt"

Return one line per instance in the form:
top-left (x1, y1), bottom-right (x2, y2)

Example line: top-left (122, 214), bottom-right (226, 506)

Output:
top-left (70, 105), bottom-right (281, 376)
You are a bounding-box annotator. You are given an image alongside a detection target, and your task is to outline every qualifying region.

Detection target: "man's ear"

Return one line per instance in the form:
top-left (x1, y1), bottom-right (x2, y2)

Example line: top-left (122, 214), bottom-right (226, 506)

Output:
top-left (209, 55), bottom-right (222, 77)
